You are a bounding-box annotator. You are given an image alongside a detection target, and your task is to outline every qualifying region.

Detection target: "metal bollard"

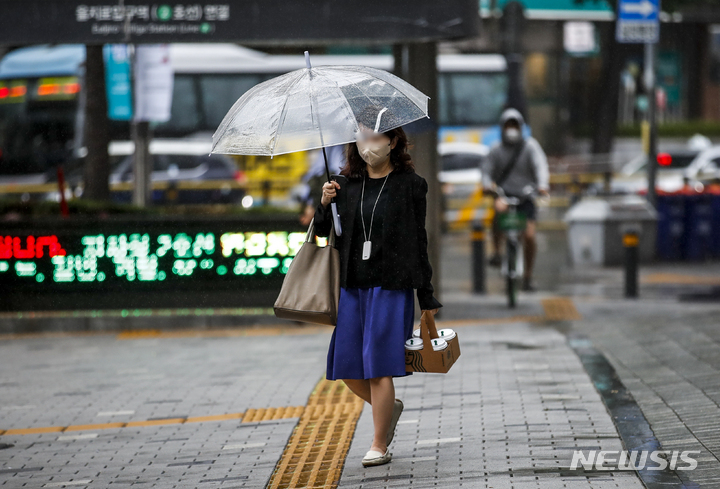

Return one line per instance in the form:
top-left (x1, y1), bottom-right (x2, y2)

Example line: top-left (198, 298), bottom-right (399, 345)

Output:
top-left (472, 220), bottom-right (486, 294)
top-left (262, 180), bottom-right (271, 206)
top-left (623, 230), bottom-right (639, 298)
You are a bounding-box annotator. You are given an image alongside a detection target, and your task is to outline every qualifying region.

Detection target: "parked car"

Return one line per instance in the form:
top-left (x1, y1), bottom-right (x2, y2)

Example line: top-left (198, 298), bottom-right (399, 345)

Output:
top-left (605, 149), bottom-right (700, 194)
top-left (683, 145), bottom-right (720, 186)
top-left (57, 139), bottom-right (245, 204)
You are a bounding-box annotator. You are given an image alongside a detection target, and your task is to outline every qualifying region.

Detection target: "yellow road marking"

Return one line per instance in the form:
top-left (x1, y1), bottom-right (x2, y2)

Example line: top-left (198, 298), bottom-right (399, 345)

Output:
top-left (2, 426), bottom-right (65, 435)
top-left (642, 273), bottom-right (720, 285)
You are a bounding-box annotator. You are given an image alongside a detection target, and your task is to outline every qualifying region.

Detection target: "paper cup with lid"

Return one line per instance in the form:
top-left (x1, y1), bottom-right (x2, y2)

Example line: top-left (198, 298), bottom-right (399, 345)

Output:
top-left (437, 328), bottom-right (456, 341)
top-left (405, 337), bottom-right (424, 351)
top-left (430, 338), bottom-right (448, 351)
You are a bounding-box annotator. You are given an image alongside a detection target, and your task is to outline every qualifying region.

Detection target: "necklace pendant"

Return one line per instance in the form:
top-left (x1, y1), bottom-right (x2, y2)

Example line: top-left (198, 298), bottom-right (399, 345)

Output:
top-left (362, 241), bottom-right (372, 260)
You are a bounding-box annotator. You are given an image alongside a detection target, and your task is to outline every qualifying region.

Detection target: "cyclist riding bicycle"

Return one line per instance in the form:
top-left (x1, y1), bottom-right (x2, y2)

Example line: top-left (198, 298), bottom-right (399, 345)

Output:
top-left (482, 108), bottom-right (550, 292)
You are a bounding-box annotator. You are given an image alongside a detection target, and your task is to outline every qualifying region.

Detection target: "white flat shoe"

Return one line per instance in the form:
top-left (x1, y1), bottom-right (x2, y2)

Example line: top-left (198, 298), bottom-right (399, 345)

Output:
top-left (362, 448), bottom-right (392, 467)
top-left (386, 399), bottom-right (404, 446)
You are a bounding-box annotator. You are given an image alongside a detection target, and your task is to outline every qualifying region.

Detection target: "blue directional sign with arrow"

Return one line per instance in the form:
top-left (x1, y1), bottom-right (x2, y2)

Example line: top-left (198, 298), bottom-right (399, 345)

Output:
top-left (616, 0), bottom-right (660, 43)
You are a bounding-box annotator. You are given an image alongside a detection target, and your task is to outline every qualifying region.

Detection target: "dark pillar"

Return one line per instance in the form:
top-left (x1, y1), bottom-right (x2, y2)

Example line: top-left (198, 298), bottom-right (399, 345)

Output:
top-left (395, 42), bottom-right (442, 316)
top-left (501, 1), bottom-right (527, 118)
top-left (82, 45), bottom-right (110, 201)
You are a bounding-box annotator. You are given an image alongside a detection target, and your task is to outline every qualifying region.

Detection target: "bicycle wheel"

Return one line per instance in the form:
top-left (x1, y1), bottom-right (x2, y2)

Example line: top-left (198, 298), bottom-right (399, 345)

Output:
top-left (506, 240), bottom-right (517, 308)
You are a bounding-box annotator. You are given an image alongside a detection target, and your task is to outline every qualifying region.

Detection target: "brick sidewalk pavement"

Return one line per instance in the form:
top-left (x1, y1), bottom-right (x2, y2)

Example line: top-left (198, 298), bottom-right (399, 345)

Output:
top-left (0, 316), bottom-right (657, 489)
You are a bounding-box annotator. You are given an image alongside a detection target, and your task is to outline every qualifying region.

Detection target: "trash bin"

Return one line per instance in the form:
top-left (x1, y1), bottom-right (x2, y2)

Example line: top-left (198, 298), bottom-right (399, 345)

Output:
top-left (655, 193), bottom-right (685, 261)
top-left (564, 195), bottom-right (658, 267)
top-left (683, 192), bottom-right (714, 261)
top-left (707, 185), bottom-right (720, 259)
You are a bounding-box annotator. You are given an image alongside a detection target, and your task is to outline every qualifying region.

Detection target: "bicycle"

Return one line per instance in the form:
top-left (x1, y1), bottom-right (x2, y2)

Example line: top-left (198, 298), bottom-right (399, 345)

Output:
top-left (494, 187), bottom-right (534, 308)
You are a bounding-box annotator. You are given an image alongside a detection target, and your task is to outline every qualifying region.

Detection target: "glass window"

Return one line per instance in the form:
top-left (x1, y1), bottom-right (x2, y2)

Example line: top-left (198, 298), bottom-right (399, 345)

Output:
top-left (441, 153), bottom-right (484, 172)
top-left (153, 75), bottom-right (200, 135)
top-left (439, 72), bottom-right (508, 126)
top-left (199, 74), bottom-right (268, 128)
top-left (0, 78), bottom-right (76, 175)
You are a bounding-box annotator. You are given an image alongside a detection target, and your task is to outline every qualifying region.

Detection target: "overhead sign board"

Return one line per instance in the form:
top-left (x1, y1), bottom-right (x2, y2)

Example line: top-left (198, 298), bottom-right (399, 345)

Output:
top-left (616, 0), bottom-right (660, 43)
top-left (0, 0), bottom-right (479, 45)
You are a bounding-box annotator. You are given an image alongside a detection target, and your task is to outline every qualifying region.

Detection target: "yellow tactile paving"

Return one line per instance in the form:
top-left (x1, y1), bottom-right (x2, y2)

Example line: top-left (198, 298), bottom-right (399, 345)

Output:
top-left (267, 379), bottom-right (364, 489)
top-left (542, 297), bottom-right (583, 321)
top-left (242, 406), bottom-right (305, 423)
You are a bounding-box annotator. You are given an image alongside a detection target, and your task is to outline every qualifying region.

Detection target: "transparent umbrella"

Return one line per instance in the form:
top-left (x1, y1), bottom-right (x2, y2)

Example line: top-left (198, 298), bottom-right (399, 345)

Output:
top-left (210, 52), bottom-right (430, 235)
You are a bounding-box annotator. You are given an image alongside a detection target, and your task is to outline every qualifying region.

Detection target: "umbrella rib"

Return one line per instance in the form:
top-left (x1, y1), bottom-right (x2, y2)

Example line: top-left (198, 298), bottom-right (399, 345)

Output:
top-left (343, 66), bottom-right (429, 111)
top-left (270, 71), bottom-right (306, 157)
top-left (328, 69), bottom-right (381, 115)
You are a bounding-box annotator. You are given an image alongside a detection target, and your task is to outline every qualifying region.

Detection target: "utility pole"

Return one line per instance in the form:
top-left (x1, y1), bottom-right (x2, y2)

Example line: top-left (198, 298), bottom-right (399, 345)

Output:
top-left (128, 44), bottom-right (152, 207)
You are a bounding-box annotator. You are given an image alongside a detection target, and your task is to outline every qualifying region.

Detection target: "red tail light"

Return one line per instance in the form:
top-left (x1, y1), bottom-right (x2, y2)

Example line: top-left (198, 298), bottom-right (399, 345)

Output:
top-left (657, 153), bottom-right (672, 166)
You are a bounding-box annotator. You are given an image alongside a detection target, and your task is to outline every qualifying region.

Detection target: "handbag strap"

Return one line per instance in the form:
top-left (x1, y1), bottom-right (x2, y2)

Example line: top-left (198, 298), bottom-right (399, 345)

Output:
top-left (305, 217), bottom-right (336, 246)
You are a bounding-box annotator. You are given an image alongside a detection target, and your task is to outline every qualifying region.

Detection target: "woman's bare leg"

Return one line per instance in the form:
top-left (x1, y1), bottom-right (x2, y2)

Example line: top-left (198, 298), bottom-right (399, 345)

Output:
top-left (343, 379), bottom-right (372, 404)
top-left (369, 376), bottom-right (395, 453)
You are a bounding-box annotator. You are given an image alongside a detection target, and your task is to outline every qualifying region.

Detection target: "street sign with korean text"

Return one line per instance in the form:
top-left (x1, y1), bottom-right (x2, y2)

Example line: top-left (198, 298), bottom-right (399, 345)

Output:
top-left (0, 0), bottom-right (479, 45)
top-left (616, 0), bottom-right (660, 43)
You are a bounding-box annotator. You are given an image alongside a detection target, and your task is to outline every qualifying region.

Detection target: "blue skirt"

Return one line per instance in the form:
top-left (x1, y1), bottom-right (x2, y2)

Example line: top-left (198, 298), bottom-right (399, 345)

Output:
top-left (326, 286), bottom-right (415, 380)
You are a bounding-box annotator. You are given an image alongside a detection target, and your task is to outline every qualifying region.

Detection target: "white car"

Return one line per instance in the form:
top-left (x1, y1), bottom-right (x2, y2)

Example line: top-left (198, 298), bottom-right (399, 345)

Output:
top-left (608, 149), bottom-right (700, 194)
top-left (438, 142), bottom-right (488, 187)
top-left (683, 145), bottom-right (720, 185)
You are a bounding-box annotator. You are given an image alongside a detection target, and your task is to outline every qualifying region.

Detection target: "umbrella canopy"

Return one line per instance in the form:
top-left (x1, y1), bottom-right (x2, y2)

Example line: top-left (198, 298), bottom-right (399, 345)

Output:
top-left (210, 61), bottom-right (429, 157)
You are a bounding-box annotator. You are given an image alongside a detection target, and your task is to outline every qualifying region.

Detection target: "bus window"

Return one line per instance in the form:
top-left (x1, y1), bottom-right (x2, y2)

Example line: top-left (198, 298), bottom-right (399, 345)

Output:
top-left (199, 74), bottom-right (268, 128)
top-left (439, 72), bottom-right (508, 127)
top-left (153, 75), bottom-right (200, 136)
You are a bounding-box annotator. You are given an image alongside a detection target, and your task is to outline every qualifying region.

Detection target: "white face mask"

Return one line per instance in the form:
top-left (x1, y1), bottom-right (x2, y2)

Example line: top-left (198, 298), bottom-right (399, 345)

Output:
top-left (356, 138), bottom-right (392, 167)
top-left (504, 127), bottom-right (521, 143)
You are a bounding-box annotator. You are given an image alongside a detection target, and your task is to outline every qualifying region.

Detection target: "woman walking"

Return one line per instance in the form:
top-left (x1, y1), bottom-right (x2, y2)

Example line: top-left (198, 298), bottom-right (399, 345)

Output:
top-left (313, 112), bottom-right (442, 467)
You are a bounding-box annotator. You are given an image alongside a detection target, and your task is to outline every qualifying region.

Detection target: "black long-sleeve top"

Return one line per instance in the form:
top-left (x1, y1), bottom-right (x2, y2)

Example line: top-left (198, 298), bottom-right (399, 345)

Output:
top-left (313, 168), bottom-right (442, 311)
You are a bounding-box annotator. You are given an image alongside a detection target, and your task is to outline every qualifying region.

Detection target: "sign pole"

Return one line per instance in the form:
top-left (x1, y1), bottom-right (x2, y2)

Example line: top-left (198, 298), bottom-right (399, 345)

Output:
top-left (645, 41), bottom-right (657, 207)
top-left (616, 0), bottom-right (660, 206)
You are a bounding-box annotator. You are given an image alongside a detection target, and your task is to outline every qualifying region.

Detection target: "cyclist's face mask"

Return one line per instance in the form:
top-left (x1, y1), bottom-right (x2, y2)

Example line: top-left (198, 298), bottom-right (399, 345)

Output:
top-left (504, 127), bottom-right (521, 143)
top-left (356, 136), bottom-right (392, 167)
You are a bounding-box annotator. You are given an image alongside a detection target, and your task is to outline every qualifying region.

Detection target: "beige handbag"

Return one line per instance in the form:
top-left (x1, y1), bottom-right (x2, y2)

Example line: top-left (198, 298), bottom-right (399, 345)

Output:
top-left (273, 217), bottom-right (340, 326)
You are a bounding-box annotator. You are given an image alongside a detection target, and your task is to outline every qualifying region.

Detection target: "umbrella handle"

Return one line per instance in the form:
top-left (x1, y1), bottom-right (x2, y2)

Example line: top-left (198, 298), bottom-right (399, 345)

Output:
top-left (305, 51), bottom-right (311, 70)
top-left (331, 202), bottom-right (343, 236)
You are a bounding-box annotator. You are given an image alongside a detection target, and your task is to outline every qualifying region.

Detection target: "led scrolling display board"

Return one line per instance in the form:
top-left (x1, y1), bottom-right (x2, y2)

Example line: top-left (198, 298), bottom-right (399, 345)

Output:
top-left (0, 220), bottom-right (323, 295)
